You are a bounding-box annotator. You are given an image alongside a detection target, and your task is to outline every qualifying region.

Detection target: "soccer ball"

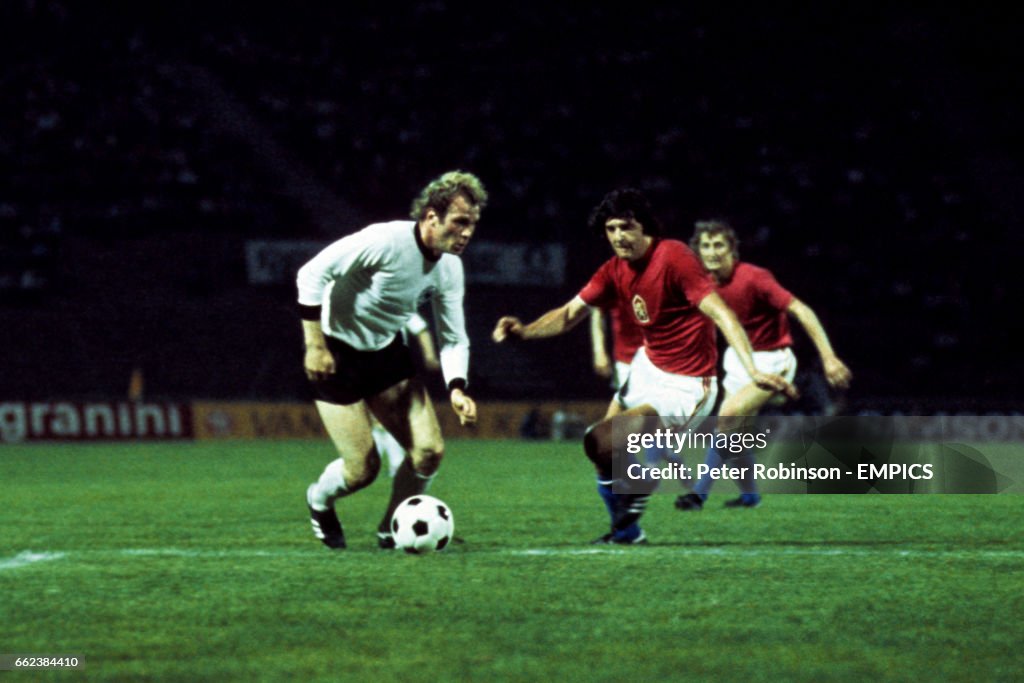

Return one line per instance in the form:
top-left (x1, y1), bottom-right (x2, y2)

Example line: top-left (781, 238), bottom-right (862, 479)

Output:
top-left (390, 495), bottom-right (454, 554)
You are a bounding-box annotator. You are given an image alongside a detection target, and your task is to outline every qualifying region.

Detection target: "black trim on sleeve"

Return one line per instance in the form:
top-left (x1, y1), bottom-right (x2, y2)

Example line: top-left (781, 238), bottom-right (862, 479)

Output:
top-left (447, 378), bottom-right (468, 393)
top-left (299, 304), bottom-right (322, 321)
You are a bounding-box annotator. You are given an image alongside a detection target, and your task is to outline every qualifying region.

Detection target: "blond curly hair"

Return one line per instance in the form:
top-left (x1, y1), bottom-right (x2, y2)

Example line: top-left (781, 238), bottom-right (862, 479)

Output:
top-left (409, 170), bottom-right (489, 221)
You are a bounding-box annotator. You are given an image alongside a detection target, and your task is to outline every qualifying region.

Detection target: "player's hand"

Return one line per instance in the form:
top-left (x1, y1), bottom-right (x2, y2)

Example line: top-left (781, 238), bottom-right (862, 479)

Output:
top-left (450, 388), bottom-right (478, 426)
top-left (492, 316), bottom-right (525, 342)
top-left (752, 371), bottom-right (799, 400)
top-left (593, 357), bottom-right (613, 380)
top-left (823, 356), bottom-right (852, 390)
top-left (304, 346), bottom-right (336, 381)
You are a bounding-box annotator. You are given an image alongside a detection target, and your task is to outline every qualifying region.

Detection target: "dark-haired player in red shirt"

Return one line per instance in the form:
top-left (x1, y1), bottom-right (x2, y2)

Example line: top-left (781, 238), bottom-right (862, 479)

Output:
top-left (676, 220), bottom-right (852, 510)
top-left (493, 190), bottom-right (796, 544)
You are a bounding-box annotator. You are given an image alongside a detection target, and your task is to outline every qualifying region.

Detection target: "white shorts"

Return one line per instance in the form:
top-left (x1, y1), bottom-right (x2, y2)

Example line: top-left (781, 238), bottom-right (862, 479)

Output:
top-left (722, 346), bottom-right (797, 401)
top-left (615, 347), bottom-right (718, 428)
top-left (613, 360), bottom-right (632, 391)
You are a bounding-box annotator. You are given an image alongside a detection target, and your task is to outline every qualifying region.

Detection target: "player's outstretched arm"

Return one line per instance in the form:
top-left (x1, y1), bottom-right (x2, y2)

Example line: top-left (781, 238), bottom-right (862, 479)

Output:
top-left (786, 298), bottom-right (852, 389)
top-left (492, 296), bottom-right (591, 343)
top-left (589, 308), bottom-right (613, 379)
top-left (699, 292), bottom-right (799, 399)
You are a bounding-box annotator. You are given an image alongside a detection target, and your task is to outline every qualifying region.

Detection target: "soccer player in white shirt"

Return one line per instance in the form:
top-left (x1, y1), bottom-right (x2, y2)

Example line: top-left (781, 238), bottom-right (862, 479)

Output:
top-left (298, 171), bottom-right (487, 549)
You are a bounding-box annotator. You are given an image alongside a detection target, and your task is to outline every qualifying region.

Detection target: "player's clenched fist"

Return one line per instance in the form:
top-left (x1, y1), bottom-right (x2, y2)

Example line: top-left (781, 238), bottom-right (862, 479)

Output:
top-left (450, 388), bottom-right (478, 426)
top-left (823, 356), bottom-right (852, 390)
top-left (304, 346), bottom-right (336, 381)
top-left (492, 316), bottom-right (524, 342)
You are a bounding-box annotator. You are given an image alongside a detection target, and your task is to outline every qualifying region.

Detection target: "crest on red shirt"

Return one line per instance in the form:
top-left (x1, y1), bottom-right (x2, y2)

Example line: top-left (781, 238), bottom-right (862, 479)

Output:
top-left (631, 294), bottom-right (650, 323)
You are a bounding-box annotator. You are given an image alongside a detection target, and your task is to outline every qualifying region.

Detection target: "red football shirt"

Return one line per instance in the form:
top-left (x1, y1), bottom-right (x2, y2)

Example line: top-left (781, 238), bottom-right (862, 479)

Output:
top-left (715, 262), bottom-right (794, 351)
top-left (580, 239), bottom-right (717, 376)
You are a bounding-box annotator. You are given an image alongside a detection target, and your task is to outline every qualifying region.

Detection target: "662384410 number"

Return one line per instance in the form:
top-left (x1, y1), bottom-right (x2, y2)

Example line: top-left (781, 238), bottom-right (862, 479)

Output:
top-left (0, 655), bottom-right (83, 670)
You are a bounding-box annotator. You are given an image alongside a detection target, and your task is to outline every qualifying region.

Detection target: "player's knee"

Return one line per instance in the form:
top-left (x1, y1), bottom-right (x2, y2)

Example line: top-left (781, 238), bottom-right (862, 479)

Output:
top-left (583, 422), bottom-right (608, 465)
top-left (410, 441), bottom-right (444, 476)
top-left (345, 448), bottom-right (382, 491)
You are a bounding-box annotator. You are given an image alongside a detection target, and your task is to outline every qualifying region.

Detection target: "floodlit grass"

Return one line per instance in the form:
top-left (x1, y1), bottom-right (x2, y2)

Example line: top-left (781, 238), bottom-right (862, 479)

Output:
top-left (1, 440), bottom-right (1022, 681)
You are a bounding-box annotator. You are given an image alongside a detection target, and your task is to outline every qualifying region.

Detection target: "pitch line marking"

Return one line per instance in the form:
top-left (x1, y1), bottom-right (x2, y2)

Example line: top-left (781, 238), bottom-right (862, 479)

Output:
top-left (5, 546), bottom-right (1024, 565)
top-left (0, 551), bottom-right (66, 571)
top-left (118, 548), bottom-right (311, 559)
top-left (507, 547), bottom-right (1024, 559)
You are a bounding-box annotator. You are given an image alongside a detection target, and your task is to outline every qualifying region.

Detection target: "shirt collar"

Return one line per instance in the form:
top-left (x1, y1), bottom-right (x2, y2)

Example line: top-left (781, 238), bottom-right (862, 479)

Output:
top-left (628, 237), bottom-right (658, 270)
top-left (414, 222), bottom-right (441, 262)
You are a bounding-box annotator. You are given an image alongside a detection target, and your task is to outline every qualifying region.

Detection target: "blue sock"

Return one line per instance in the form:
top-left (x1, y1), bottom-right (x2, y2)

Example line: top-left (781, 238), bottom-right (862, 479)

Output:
top-left (598, 478), bottom-right (642, 538)
top-left (731, 452), bottom-right (758, 495)
top-left (596, 478), bottom-right (617, 525)
top-left (692, 445), bottom-right (723, 498)
top-left (612, 523), bottom-right (642, 542)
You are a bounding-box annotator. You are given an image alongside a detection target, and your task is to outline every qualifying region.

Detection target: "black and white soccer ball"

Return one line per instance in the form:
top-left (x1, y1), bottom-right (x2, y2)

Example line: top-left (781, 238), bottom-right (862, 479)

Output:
top-left (391, 495), bottom-right (454, 554)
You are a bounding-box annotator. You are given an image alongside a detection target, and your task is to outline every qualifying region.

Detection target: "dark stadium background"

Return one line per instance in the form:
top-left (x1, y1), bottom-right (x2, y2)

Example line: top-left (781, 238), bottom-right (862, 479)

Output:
top-left (2, 2), bottom-right (1020, 413)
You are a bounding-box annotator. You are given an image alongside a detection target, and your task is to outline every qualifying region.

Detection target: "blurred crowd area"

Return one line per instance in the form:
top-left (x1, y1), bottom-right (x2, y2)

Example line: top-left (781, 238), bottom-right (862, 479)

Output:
top-left (1, 2), bottom-right (1020, 410)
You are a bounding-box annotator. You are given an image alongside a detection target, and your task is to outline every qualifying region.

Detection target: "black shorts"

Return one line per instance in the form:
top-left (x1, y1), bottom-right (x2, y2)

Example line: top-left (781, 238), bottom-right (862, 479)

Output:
top-left (309, 334), bottom-right (416, 405)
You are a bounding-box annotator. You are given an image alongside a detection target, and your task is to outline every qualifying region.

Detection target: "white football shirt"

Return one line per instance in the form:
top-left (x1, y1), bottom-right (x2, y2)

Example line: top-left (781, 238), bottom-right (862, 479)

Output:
top-left (297, 221), bottom-right (469, 387)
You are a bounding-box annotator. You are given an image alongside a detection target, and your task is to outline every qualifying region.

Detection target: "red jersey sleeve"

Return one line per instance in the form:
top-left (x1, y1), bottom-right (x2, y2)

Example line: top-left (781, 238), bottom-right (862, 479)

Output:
top-left (579, 258), bottom-right (619, 309)
top-left (752, 267), bottom-right (794, 311)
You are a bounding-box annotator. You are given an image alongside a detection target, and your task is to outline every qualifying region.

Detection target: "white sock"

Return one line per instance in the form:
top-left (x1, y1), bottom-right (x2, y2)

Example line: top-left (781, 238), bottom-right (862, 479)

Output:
top-left (372, 425), bottom-right (407, 478)
top-left (309, 458), bottom-right (348, 511)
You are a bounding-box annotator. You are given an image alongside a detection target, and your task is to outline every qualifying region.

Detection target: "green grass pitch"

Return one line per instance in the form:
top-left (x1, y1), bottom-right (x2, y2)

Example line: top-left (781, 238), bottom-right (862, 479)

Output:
top-left (2, 439), bottom-right (1022, 682)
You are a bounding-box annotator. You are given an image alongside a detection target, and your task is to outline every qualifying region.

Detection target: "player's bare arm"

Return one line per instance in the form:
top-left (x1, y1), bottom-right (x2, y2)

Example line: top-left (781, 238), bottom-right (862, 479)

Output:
top-left (589, 307), bottom-right (613, 378)
top-left (492, 296), bottom-right (591, 342)
top-left (698, 292), bottom-right (798, 399)
top-left (302, 319), bottom-right (335, 380)
top-left (786, 298), bottom-right (852, 389)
